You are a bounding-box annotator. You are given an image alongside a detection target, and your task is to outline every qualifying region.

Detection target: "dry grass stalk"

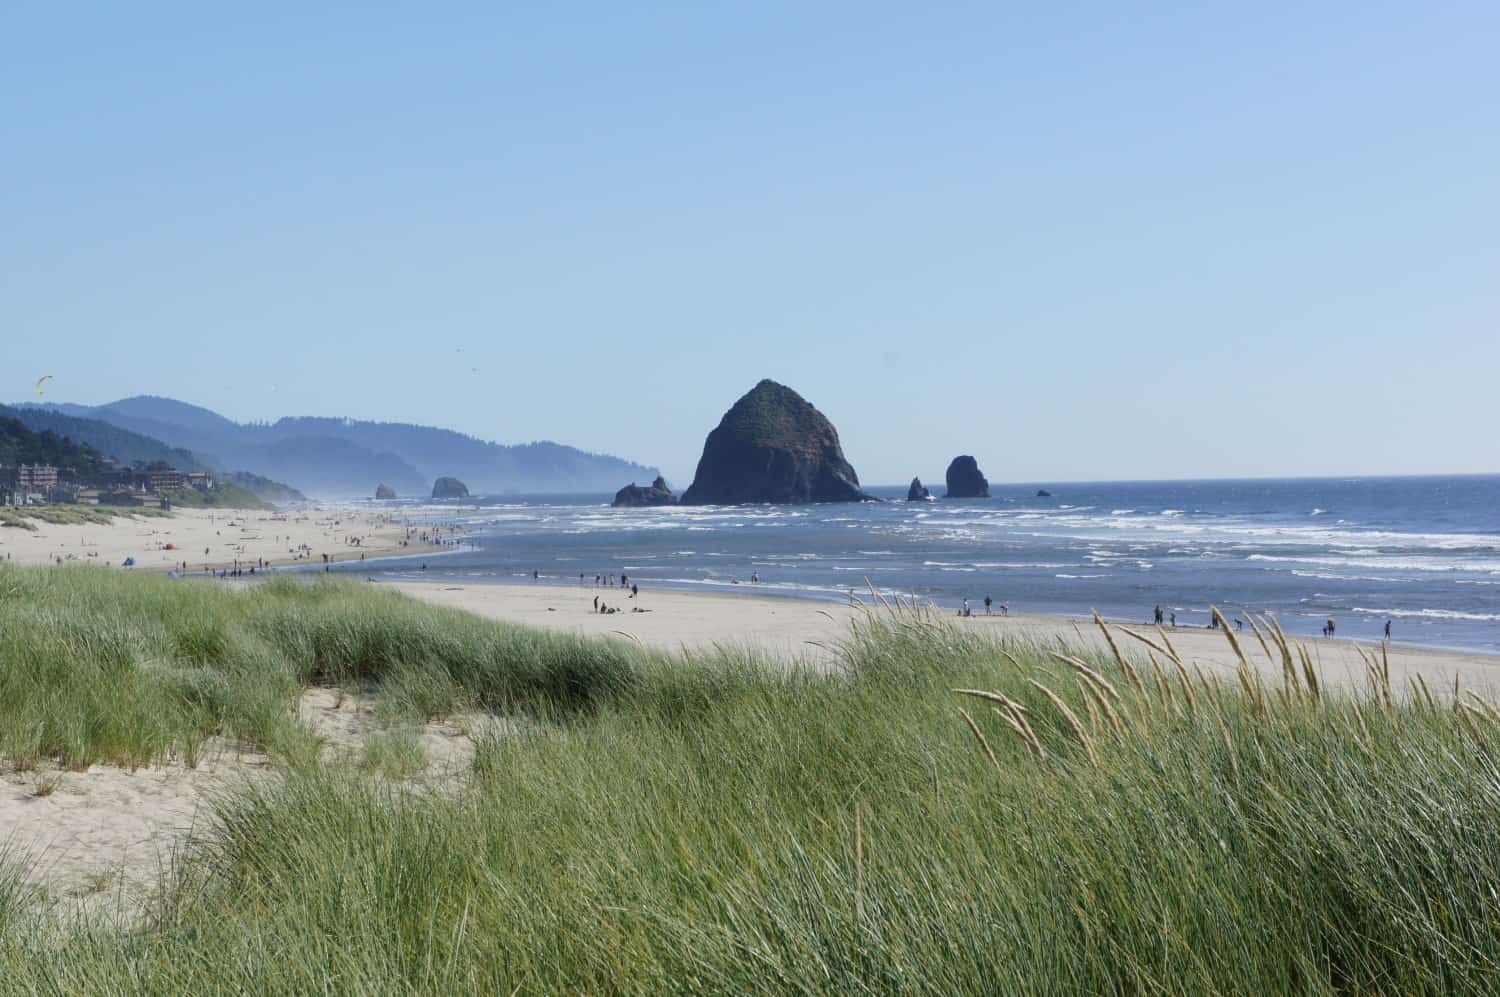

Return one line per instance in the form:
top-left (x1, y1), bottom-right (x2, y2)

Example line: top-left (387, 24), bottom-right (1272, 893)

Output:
top-left (1216, 715), bottom-right (1240, 782)
top-left (1264, 616), bottom-right (1301, 696)
top-left (1093, 611), bottom-right (1146, 697)
top-left (1118, 626), bottom-right (1168, 657)
top-left (1411, 673), bottom-right (1435, 713)
top-left (953, 688), bottom-right (1030, 715)
top-left (1078, 676), bottom-right (1127, 739)
top-left (1148, 653), bottom-right (1180, 717)
top-left (1297, 643), bottom-right (1321, 702)
top-left (958, 707), bottom-right (1002, 773)
top-left (995, 703), bottom-right (1046, 760)
top-left (1028, 679), bottom-right (1098, 767)
top-left (1244, 613), bottom-right (1276, 667)
top-left (1154, 625), bottom-right (1184, 666)
top-left (991, 705), bottom-right (1045, 760)
top-left (1052, 654), bottom-right (1121, 700)
top-left (1464, 692), bottom-right (1500, 724)
top-left (1078, 678), bottom-right (1104, 736)
top-left (1210, 607), bottom-right (1250, 671)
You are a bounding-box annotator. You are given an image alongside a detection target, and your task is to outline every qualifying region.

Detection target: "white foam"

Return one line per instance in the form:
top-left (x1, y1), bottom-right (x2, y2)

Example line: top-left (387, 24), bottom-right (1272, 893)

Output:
top-left (1351, 607), bottom-right (1500, 623)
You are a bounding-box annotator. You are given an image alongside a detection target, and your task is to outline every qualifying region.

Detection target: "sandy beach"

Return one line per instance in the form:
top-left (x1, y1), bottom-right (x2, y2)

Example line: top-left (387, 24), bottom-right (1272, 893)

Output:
top-left (388, 579), bottom-right (1500, 695)
top-left (5, 532), bottom-right (1500, 921)
top-left (0, 504), bottom-right (458, 573)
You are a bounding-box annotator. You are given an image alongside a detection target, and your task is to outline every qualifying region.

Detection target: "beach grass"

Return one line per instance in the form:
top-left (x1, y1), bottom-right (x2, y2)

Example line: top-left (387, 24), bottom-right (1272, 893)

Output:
top-left (0, 504), bottom-right (170, 531)
top-left (2, 564), bottom-right (1499, 993)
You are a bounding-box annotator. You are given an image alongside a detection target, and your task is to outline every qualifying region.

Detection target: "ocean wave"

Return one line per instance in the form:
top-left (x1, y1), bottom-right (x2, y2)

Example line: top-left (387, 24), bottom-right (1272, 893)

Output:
top-left (1352, 607), bottom-right (1500, 623)
top-left (1248, 554), bottom-right (1500, 573)
top-left (1290, 569), bottom-right (1416, 583)
top-left (1056, 573), bottom-right (1107, 579)
top-left (1110, 509), bottom-right (1136, 516)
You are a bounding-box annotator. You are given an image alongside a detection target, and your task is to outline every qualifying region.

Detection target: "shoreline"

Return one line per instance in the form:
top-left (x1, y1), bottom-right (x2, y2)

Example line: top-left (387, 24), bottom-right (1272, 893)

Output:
top-left (386, 577), bottom-right (1500, 694)
top-left (375, 573), bottom-right (1500, 660)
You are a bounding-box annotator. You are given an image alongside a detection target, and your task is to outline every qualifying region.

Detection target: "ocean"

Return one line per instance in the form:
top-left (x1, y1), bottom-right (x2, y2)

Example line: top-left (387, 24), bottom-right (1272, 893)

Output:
top-left (350, 474), bottom-right (1500, 653)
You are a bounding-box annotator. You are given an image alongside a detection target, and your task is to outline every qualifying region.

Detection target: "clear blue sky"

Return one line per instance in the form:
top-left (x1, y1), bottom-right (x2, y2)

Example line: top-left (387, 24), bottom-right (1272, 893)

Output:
top-left (4, 2), bottom-right (1496, 486)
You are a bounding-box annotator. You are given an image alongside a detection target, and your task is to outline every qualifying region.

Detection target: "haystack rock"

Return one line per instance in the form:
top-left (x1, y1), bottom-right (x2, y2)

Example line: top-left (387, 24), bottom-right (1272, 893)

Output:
top-left (679, 379), bottom-right (872, 505)
top-left (374, 483), bottom-right (397, 500)
top-left (906, 477), bottom-right (931, 501)
top-left (1036, 489), bottom-right (1052, 498)
top-left (431, 476), bottom-right (469, 500)
top-left (612, 475), bottom-right (677, 507)
top-left (944, 456), bottom-right (990, 499)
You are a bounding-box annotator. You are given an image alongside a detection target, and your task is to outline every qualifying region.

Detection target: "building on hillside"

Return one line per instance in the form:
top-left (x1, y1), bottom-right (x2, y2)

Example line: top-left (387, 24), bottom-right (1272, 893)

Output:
top-left (185, 471), bottom-right (213, 491)
top-left (0, 464), bottom-right (61, 505)
top-left (17, 464), bottom-right (58, 493)
top-left (147, 467), bottom-right (183, 492)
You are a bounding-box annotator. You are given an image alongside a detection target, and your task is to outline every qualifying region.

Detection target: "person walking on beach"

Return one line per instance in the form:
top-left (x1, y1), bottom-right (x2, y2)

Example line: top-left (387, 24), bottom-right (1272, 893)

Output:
top-left (1154, 605), bottom-right (1164, 626)
top-left (630, 583), bottom-right (638, 599)
top-left (962, 597), bottom-right (971, 617)
top-left (533, 570), bottom-right (539, 582)
top-left (1169, 611), bottom-right (1176, 628)
top-left (1384, 619), bottom-right (1392, 640)
top-left (984, 595), bottom-right (993, 615)
top-left (593, 595), bottom-right (599, 611)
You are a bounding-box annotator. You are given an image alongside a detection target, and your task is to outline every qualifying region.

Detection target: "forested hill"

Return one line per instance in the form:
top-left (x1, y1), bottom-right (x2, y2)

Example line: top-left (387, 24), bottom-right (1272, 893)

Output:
top-left (0, 411), bottom-right (108, 479)
top-left (2, 404), bottom-right (206, 470)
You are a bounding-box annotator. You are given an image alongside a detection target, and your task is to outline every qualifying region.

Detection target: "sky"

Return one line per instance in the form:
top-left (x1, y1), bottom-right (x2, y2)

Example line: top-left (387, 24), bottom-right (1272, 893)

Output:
top-left (3, 2), bottom-right (1497, 486)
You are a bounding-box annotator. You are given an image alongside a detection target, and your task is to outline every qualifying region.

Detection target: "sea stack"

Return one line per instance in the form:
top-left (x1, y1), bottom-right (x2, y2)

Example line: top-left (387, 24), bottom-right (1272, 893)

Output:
top-left (612, 475), bottom-right (677, 507)
top-left (431, 476), bottom-right (469, 500)
top-left (906, 477), bottom-right (931, 501)
top-left (679, 379), bottom-right (871, 505)
top-left (374, 483), bottom-right (397, 500)
top-left (944, 456), bottom-right (990, 499)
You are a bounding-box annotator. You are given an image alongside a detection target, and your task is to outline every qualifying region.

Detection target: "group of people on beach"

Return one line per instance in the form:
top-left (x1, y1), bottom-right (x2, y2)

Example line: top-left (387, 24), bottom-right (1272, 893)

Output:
top-left (959, 595), bottom-right (1009, 617)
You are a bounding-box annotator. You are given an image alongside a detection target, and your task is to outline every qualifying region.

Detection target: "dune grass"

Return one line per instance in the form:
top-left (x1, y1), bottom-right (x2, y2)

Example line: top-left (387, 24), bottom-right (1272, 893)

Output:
top-left (0, 504), bottom-right (169, 530)
top-left (1, 564), bottom-right (1499, 992)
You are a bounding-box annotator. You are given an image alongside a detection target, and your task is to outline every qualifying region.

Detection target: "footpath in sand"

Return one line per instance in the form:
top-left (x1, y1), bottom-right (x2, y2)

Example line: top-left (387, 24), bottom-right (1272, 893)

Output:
top-left (0, 504), bottom-right (457, 573)
top-left (390, 580), bottom-right (1500, 695)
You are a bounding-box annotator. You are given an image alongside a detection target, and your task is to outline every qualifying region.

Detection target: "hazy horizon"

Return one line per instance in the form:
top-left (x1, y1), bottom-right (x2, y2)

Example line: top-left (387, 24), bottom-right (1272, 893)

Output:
top-left (5, 4), bottom-right (1496, 486)
top-left (10, 391), bottom-right (1500, 493)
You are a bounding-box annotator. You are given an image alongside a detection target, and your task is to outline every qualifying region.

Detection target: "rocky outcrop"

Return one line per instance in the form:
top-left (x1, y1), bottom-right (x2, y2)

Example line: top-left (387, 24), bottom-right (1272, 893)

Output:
top-left (907, 477), bottom-right (931, 501)
top-left (374, 483), bottom-right (397, 500)
top-left (431, 476), bottom-right (469, 500)
top-left (944, 456), bottom-right (990, 499)
top-left (679, 379), bottom-right (872, 505)
top-left (613, 475), bottom-right (677, 507)
top-left (1036, 489), bottom-right (1052, 498)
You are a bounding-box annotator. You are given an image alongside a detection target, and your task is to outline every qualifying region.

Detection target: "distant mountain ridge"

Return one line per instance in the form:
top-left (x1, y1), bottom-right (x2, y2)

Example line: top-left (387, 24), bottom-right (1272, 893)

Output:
top-left (1, 404), bottom-right (206, 471)
top-left (12, 396), bottom-right (659, 498)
